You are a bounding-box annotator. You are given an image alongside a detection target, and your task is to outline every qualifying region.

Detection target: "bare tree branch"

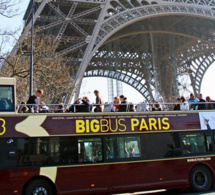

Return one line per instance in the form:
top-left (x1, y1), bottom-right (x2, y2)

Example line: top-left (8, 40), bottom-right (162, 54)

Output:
top-left (0, 0), bottom-right (22, 18)
top-left (0, 31), bottom-right (74, 104)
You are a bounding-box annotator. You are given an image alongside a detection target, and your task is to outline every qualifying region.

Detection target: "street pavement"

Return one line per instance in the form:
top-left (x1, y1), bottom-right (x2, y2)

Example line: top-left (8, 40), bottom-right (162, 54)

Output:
top-left (112, 189), bottom-right (215, 195)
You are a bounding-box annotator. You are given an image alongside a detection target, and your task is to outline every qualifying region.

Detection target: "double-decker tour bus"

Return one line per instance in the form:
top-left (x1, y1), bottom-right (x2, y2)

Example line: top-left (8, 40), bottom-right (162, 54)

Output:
top-left (0, 77), bottom-right (215, 195)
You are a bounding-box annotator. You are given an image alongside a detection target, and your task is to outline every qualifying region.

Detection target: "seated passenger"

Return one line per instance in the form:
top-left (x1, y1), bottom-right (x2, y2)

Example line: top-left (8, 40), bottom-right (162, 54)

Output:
top-left (129, 147), bottom-right (135, 157)
top-left (67, 98), bottom-right (81, 113)
top-left (113, 96), bottom-right (120, 112)
top-left (180, 96), bottom-right (189, 111)
top-left (39, 102), bottom-right (50, 113)
top-left (18, 102), bottom-right (29, 113)
top-left (206, 96), bottom-right (215, 110)
top-left (151, 102), bottom-right (162, 111)
top-left (79, 96), bottom-right (91, 112)
top-left (128, 103), bottom-right (135, 112)
top-left (173, 98), bottom-right (181, 110)
top-left (187, 93), bottom-right (198, 110)
top-left (56, 103), bottom-right (65, 113)
top-left (190, 138), bottom-right (199, 153)
top-left (118, 95), bottom-right (128, 112)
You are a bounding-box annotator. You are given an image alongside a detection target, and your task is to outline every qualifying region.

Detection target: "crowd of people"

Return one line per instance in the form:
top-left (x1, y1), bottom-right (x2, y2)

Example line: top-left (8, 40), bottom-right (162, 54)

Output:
top-left (173, 93), bottom-right (215, 111)
top-left (17, 89), bottom-right (215, 113)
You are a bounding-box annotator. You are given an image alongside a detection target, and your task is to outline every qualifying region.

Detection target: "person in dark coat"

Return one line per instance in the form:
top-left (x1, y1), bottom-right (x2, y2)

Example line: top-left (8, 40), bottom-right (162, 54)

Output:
top-left (79, 96), bottom-right (91, 112)
top-left (173, 98), bottom-right (181, 111)
top-left (27, 89), bottom-right (43, 113)
top-left (118, 95), bottom-right (128, 112)
top-left (206, 96), bottom-right (215, 110)
top-left (68, 98), bottom-right (81, 113)
top-left (197, 93), bottom-right (206, 110)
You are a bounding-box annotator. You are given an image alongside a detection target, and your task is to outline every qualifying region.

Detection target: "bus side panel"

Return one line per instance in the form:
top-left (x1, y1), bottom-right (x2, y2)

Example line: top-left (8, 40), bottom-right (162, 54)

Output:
top-left (0, 168), bottom-right (40, 195)
top-left (55, 159), bottom-right (190, 195)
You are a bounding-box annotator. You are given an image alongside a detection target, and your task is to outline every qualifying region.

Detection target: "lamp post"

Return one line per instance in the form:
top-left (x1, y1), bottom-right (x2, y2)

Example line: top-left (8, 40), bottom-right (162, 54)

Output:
top-left (29, 0), bottom-right (43, 97)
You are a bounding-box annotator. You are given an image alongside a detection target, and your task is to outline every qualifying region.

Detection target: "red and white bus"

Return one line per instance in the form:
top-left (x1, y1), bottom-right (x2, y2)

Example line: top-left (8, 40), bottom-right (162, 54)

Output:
top-left (0, 78), bottom-right (215, 195)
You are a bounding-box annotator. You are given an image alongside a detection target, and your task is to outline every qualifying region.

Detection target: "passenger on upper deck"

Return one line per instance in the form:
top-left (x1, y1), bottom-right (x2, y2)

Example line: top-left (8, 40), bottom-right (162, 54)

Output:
top-left (18, 102), bottom-right (29, 113)
top-left (113, 96), bottom-right (120, 112)
top-left (80, 96), bottom-right (91, 112)
top-left (56, 103), bottom-right (65, 113)
top-left (68, 98), bottom-right (81, 113)
top-left (94, 90), bottom-right (103, 112)
top-left (151, 102), bottom-right (162, 111)
top-left (128, 103), bottom-right (135, 112)
top-left (173, 98), bottom-right (181, 110)
top-left (197, 93), bottom-right (206, 110)
top-left (206, 96), bottom-right (215, 110)
top-left (187, 93), bottom-right (198, 110)
top-left (118, 95), bottom-right (128, 112)
top-left (27, 89), bottom-right (43, 113)
top-left (39, 102), bottom-right (50, 113)
top-left (180, 96), bottom-right (189, 111)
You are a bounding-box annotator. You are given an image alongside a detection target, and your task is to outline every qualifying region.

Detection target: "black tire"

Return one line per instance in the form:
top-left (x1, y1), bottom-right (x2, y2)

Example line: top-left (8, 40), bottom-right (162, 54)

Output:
top-left (23, 178), bottom-right (55, 195)
top-left (190, 165), bottom-right (213, 192)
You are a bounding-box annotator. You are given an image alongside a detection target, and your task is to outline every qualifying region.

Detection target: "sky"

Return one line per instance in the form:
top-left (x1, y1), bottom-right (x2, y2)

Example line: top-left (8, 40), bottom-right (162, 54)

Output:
top-left (1, 0), bottom-right (215, 104)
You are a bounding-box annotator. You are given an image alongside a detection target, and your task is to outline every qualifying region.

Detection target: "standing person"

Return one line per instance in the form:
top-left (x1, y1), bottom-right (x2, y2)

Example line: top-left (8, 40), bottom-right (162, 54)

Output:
top-left (113, 96), bottom-right (120, 112)
top-left (80, 96), bottom-right (91, 112)
top-left (180, 96), bottom-right (189, 111)
top-left (94, 90), bottom-right (103, 112)
top-left (118, 95), bottom-right (128, 112)
top-left (197, 93), bottom-right (206, 110)
top-left (27, 89), bottom-right (43, 113)
top-left (187, 93), bottom-right (198, 110)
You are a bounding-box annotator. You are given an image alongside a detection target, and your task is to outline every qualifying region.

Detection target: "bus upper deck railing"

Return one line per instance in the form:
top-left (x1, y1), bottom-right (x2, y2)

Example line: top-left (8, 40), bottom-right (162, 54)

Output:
top-left (16, 101), bottom-right (215, 113)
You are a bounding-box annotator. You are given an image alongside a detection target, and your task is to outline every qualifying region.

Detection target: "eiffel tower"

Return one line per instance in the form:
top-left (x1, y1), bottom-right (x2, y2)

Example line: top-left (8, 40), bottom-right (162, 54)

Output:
top-left (23, 0), bottom-right (215, 103)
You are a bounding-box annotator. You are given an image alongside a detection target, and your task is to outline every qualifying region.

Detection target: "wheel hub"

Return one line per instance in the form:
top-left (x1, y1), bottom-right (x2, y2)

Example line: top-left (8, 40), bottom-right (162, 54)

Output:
top-left (195, 171), bottom-right (206, 187)
top-left (33, 186), bottom-right (48, 195)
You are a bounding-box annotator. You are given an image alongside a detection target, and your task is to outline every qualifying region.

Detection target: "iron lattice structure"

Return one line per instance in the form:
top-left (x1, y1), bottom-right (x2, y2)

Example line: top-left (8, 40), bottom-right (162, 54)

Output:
top-left (23, 0), bottom-right (215, 102)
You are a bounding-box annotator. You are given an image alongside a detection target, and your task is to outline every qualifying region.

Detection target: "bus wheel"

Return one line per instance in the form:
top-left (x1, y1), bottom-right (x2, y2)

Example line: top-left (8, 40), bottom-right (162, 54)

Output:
top-left (23, 178), bottom-right (55, 195)
top-left (190, 165), bottom-right (213, 192)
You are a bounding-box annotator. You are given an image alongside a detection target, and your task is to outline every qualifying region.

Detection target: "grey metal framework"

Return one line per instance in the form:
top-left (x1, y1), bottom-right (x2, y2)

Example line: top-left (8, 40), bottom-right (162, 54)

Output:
top-left (23, 0), bottom-right (215, 102)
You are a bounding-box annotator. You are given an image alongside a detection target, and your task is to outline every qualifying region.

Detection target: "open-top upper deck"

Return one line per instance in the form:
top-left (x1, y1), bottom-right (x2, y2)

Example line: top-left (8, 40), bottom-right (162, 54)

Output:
top-left (0, 77), bottom-right (213, 138)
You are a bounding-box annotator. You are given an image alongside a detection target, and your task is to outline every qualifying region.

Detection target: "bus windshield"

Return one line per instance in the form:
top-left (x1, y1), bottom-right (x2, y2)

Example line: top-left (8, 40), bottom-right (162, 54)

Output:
top-left (0, 85), bottom-right (15, 112)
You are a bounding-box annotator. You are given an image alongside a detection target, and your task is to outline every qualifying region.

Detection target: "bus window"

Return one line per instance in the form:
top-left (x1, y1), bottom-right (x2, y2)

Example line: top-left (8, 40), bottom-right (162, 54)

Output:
top-left (17, 137), bottom-right (77, 167)
top-left (181, 132), bottom-right (212, 155)
top-left (0, 85), bottom-right (14, 111)
top-left (17, 138), bottom-right (49, 166)
top-left (105, 137), bottom-right (115, 159)
top-left (59, 137), bottom-right (77, 164)
top-left (117, 136), bottom-right (141, 158)
top-left (142, 133), bottom-right (181, 159)
top-left (78, 137), bottom-right (102, 163)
